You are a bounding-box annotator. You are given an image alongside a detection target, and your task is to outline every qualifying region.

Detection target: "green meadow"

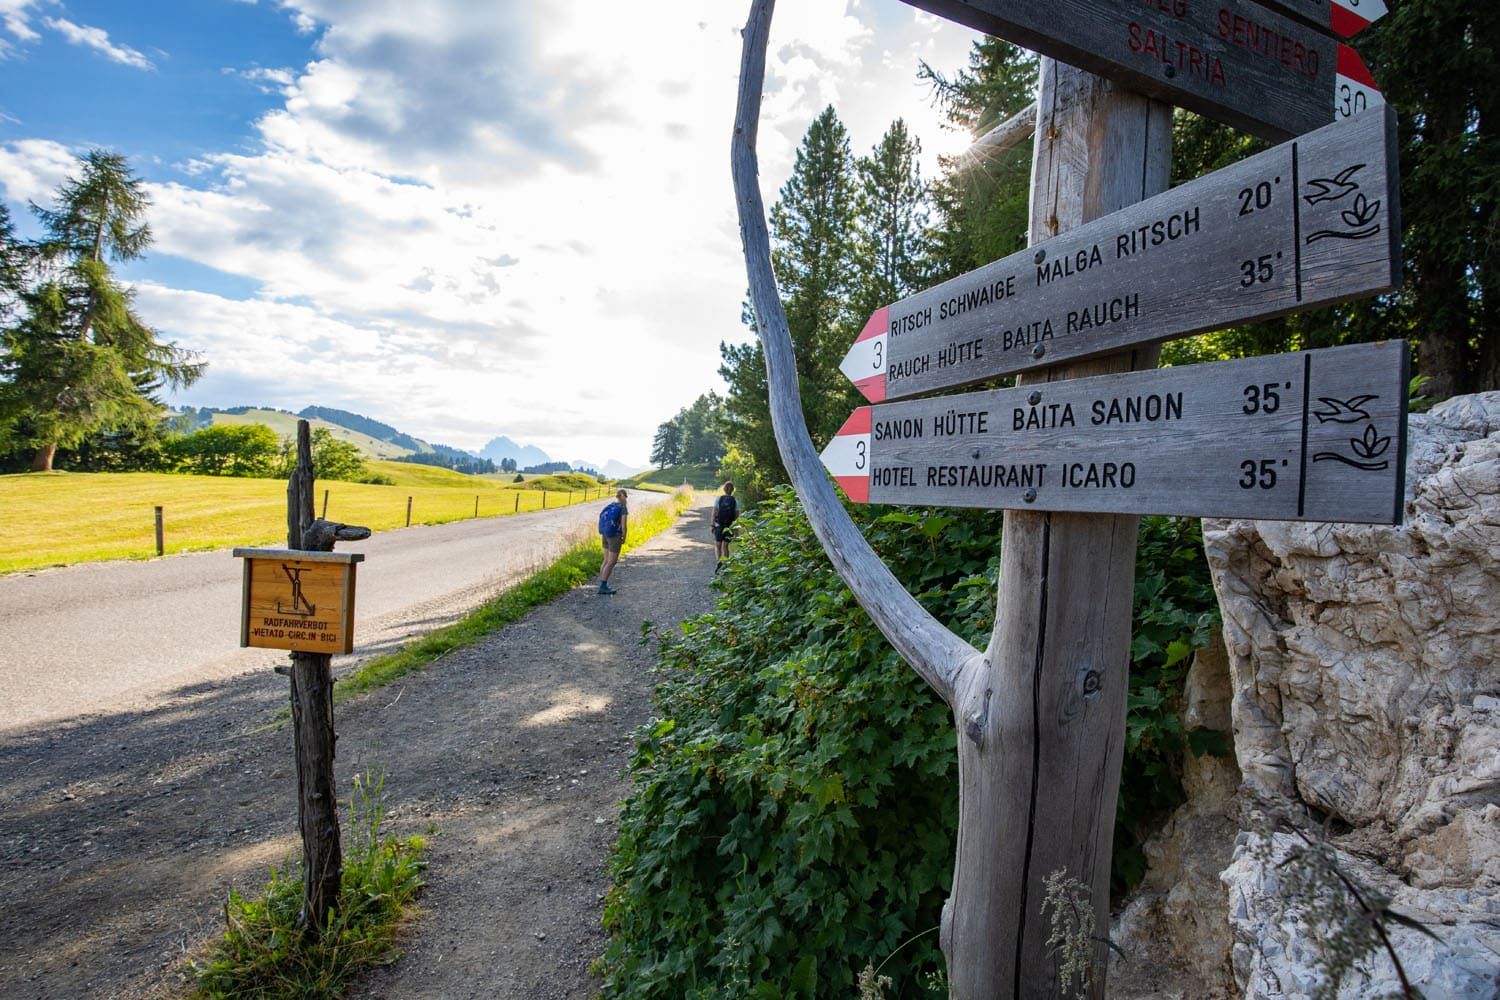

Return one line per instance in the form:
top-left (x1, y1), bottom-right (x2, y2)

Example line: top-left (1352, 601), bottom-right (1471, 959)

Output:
top-left (0, 461), bottom-right (614, 574)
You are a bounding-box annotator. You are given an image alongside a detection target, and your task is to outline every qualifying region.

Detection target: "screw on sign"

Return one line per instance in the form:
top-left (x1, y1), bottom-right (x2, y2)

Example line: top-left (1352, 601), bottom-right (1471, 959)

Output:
top-left (823, 340), bottom-right (1409, 525)
top-left (841, 108), bottom-right (1399, 403)
top-left (897, 0), bottom-right (1381, 141)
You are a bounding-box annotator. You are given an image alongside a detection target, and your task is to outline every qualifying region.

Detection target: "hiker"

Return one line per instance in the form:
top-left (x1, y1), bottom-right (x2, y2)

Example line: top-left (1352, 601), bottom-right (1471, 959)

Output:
top-left (711, 481), bottom-right (738, 571)
top-left (597, 489), bottom-right (629, 594)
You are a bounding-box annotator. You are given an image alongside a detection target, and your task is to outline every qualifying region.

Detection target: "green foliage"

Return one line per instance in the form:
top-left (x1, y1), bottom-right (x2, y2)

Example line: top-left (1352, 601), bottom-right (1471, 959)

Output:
top-left (0, 150), bottom-right (203, 471)
top-left (601, 493), bottom-right (1222, 996)
top-left (600, 488), bottom-right (985, 999)
top-left (652, 392), bottom-right (726, 467)
top-left (166, 423), bottom-right (281, 477)
top-left (189, 769), bottom-right (426, 999)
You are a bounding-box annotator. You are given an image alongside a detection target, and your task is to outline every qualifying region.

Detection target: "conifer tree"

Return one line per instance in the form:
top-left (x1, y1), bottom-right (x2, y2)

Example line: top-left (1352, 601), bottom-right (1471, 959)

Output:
top-left (851, 118), bottom-right (930, 319)
top-left (0, 150), bottom-right (203, 471)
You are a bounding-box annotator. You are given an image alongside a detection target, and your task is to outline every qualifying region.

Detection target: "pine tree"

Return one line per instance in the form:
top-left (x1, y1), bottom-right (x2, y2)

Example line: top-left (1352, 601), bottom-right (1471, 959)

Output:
top-left (0, 150), bottom-right (203, 471)
top-left (721, 107), bottom-right (858, 492)
top-left (851, 118), bottom-right (930, 319)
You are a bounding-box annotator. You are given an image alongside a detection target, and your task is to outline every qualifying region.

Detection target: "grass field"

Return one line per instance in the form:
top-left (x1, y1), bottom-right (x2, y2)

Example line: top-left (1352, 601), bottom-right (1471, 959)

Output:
top-left (210, 409), bottom-right (416, 459)
top-left (0, 467), bottom-right (614, 574)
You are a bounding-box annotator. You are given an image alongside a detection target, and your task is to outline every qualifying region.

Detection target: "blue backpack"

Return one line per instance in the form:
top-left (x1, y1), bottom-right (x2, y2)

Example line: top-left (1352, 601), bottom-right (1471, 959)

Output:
top-left (598, 501), bottom-right (624, 537)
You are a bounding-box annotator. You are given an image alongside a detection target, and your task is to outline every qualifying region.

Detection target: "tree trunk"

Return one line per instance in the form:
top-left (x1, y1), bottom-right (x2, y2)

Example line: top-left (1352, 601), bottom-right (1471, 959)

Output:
top-left (940, 61), bottom-right (1172, 1000)
top-left (30, 444), bottom-right (56, 472)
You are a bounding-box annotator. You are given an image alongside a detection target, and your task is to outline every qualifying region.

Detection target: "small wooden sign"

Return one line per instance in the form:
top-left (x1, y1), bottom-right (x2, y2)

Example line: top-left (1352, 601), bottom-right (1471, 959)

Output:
top-left (234, 548), bottom-right (364, 655)
top-left (841, 108), bottom-right (1399, 402)
top-left (823, 341), bottom-right (1408, 524)
top-left (899, 0), bottom-right (1381, 141)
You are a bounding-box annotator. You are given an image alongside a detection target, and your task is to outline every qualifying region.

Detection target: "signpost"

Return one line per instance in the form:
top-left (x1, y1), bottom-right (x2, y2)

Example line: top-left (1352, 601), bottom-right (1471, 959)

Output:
top-left (823, 340), bottom-right (1408, 524)
top-left (896, 0), bottom-right (1381, 140)
top-left (1249, 0), bottom-right (1387, 39)
top-left (839, 107), bottom-right (1400, 402)
top-left (235, 548), bottom-right (362, 655)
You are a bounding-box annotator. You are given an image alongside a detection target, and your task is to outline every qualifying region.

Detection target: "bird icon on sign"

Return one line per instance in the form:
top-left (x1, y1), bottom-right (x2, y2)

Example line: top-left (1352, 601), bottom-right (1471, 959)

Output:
top-left (1313, 395), bottom-right (1377, 423)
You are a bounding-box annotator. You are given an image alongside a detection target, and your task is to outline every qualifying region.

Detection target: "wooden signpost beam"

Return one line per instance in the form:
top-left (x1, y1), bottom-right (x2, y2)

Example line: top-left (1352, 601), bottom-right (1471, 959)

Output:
top-left (283, 420), bottom-right (370, 935)
top-left (823, 340), bottom-right (1410, 524)
top-left (840, 107), bottom-right (1400, 402)
top-left (896, 0), bottom-right (1382, 140)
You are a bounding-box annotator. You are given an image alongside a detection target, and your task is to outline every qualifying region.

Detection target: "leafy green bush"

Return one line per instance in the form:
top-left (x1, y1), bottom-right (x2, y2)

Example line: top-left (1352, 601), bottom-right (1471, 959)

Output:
top-left (166, 423), bottom-right (281, 476)
top-left (600, 491), bottom-right (1220, 997)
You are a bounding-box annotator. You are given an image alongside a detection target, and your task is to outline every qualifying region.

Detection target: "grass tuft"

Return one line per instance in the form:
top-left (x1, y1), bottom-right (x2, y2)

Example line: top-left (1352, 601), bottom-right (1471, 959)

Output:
top-left (189, 769), bottom-right (426, 999)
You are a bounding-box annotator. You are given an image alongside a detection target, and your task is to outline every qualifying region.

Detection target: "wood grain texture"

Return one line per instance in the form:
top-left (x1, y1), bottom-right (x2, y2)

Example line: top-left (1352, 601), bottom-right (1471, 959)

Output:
top-left (731, 0), bottom-right (981, 705)
top-left (939, 59), bottom-right (1174, 1000)
top-left (875, 107), bottom-right (1399, 399)
top-left (855, 341), bottom-right (1409, 524)
top-left (900, 0), bottom-right (1356, 140)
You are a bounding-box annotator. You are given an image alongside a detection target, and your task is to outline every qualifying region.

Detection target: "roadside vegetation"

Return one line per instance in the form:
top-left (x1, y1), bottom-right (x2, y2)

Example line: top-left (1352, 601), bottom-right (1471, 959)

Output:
top-left (617, 463), bottom-right (720, 491)
top-left (188, 769), bottom-right (427, 999)
top-left (336, 488), bottom-right (692, 702)
top-left (0, 464), bottom-right (615, 574)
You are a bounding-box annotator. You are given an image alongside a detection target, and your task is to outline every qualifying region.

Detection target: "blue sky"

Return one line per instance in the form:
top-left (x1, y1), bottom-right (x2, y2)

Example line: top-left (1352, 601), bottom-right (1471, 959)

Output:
top-left (0, 1), bottom-right (982, 466)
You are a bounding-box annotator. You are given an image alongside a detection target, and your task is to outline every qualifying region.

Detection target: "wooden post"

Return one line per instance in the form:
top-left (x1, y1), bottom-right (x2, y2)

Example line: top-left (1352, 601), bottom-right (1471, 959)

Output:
top-left (322, 489), bottom-right (329, 519)
top-left (542, 490), bottom-right (547, 510)
top-left (940, 60), bottom-right (1171, 1000)
top-left (286, 420), bottom-right (341, 935)
top-left (514, 493), bottom-right (520, 513)
top-left (154, 506), bottom-right (164, 557)
top-left (474, 495), bottom-right (480, 518)
top-left (405, 496), bottom-right (412, 527)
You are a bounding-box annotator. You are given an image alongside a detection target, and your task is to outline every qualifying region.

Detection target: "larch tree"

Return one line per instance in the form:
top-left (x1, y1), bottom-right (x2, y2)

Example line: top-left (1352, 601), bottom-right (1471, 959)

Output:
top-left (0, 150), bottom-right (203, 471)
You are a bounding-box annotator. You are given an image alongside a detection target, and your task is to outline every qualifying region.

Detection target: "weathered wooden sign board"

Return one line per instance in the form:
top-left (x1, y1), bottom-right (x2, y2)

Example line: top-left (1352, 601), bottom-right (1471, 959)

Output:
top-left (897, 0), bottom-right (1381, 140)
top-left (234, 548), bottom-right (363, 654)
top-left (1250, 0), bottom-right (1386, 39)
top-left (823, 340), bottom-right (1408, 524)
top-left (840, 107), bottom-right (1399, 403)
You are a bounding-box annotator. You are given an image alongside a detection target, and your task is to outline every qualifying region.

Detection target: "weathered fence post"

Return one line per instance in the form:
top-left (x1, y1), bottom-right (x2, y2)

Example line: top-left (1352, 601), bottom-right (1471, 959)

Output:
top-left (474, 495), bottom-right (480, 518)
top-left (284, 419), bottom-right (370, 935)
top-left (322, 489), bottom-right (329, 519)
top-left (405, 496), bottom-right (412, 527)
top-left (154, 506), bottom-right (164, 557)
top-left (514, 493), bottom-right (520, 513)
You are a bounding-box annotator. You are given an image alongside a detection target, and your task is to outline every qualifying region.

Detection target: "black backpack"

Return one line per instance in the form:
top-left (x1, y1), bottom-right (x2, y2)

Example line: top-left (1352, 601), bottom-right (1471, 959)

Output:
top-left (714, 494), bottom-right (738, 527)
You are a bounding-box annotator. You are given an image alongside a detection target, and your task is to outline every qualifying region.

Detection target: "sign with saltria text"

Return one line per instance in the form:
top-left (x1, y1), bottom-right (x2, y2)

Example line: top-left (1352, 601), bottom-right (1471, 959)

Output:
top-left (821, 341), bottom-right (1408, 525)
top-left (897, 0), bottom-right (1382, 141)
top-left (235, 548), bottom-right (363, 655)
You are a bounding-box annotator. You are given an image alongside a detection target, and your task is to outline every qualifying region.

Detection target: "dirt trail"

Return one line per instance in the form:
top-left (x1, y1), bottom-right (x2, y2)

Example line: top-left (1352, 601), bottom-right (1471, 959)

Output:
top-left (0, 496), bottom-right (717, 999)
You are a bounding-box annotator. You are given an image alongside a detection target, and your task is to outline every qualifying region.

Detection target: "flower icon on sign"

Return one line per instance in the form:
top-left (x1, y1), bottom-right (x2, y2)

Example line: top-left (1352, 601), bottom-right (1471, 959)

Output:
top-left (1313, 409), bottom-right (1391, 472)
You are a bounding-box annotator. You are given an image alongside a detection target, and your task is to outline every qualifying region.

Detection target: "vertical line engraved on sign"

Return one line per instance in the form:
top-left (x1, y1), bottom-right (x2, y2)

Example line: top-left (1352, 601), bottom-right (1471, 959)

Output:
top-left (1298, 352), bottom-right (1313, 517)
top-left (1014, 516), bottom-right (1053, 997)
top-left (1291, 144), bottom-right (1304, 303)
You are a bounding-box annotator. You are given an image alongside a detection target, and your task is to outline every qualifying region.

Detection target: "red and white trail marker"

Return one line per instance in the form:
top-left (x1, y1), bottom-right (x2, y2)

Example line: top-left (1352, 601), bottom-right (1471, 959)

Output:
top-left (1330, 0), bottom-right (1387, 37)
top-left (837, 309), bottom-right (888, 404)
top-left (1335, 46), bottom-right (1385, 119)
top-left (820, 407), bottom-right (872, 504)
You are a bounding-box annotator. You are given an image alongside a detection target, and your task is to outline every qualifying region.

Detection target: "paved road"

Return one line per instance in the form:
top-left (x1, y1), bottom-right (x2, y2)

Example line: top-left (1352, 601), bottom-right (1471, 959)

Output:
top-left (0, 490), bottom-right (669, 732)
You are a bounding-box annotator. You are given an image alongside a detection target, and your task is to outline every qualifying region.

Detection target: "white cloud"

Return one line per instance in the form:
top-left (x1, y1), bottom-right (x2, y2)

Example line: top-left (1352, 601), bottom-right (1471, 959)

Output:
top-left (43, 16), bottom-right (154, 70)
top-left (0, 1), bottom-right (984, 465)
top-left (0, 0), bottom-right (44, 57)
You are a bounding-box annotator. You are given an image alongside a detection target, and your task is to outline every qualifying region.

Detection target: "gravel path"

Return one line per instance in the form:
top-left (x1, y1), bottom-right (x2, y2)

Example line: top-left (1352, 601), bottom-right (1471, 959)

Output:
top-left (0, 495), bottom-right (717, 999)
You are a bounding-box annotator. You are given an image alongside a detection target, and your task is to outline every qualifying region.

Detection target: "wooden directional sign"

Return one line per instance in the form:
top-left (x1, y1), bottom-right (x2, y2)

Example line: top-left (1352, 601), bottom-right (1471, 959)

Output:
top-left (898, 0), bottom-right (1382, 140)
top-left (235, 548), bottom-right (363, 654)
top-left (822, 341), bottom-right (1408, 524)
top-left (1250, 0), bottom-right (1386, 39)
top-left (840, 108), bottom-right (1399, 403)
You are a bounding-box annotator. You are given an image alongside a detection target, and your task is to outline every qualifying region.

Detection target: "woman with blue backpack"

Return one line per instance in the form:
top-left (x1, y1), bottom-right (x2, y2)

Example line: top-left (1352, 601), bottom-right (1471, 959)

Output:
top-left (596, 489), bottom-right (629, 595)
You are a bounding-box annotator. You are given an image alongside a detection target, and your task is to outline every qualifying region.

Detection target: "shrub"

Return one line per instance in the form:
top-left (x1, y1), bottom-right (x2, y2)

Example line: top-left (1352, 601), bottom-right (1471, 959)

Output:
top-left (600, 491), bottom-right (1220, 997)
top-left (166, 423), bottom-right (280, 477)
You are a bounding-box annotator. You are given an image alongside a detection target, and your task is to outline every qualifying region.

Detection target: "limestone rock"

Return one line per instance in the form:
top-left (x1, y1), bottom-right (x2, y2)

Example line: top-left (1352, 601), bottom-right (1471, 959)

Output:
top-left (1199, 391), bottom-right (1500, 996)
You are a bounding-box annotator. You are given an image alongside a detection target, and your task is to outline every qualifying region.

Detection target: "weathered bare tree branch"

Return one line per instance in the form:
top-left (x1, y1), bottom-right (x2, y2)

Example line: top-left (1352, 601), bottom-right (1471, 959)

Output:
top-left (953, 101), bottom-right (1037, 171)
top-left (731, 0), bottom-right (981, 707)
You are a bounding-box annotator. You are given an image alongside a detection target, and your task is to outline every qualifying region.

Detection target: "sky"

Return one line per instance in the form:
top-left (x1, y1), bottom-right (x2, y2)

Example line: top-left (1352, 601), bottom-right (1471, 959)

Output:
top-left (0, 0), bottom-right (985, 468)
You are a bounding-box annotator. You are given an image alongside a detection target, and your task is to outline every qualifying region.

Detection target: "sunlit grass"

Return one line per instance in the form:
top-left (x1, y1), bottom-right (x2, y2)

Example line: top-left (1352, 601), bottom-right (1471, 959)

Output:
top-left (0, 468), bottom-right (614, 574)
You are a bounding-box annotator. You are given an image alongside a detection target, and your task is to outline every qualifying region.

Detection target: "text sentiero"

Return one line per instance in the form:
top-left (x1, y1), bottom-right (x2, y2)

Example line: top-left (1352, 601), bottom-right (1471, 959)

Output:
top-left (820, 341), bottom-right (1409, 525)
top-left (838, 108), bottom-right (1398, 403)
top-left (896, 0), bottom-right (1382, 140)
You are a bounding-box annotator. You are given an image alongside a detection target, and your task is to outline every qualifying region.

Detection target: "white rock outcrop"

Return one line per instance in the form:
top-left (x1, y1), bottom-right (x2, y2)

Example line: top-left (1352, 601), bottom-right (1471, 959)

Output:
top-left (1200, 392), bottom-right (1500, 998)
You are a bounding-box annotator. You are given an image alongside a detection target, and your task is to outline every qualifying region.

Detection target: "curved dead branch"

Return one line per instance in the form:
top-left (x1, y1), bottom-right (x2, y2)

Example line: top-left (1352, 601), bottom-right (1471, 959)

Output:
top-left (731, 0), bottom-right (981, 706)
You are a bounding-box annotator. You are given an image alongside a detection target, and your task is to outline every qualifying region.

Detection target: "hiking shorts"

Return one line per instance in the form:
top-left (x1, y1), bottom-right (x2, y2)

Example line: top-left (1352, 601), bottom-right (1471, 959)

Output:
top-left (712, 524), bottom-right (735, 543)
top-left (602, 534), bottom-right (624, 553)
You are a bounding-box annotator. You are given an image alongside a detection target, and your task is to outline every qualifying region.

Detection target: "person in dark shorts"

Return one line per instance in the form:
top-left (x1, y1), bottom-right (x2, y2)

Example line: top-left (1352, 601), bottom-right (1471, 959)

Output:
top-left (711, 481), bottom-right (737, 572)
top-left (597, 489), bottom-right (628, 594)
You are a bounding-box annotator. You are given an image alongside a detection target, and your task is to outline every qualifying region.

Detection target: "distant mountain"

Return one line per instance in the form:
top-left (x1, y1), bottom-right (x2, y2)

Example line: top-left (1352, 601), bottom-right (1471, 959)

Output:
top-left (477, 435), bottom-right (551, 469)
top-left (600, 459), bottom-right (648, 479)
